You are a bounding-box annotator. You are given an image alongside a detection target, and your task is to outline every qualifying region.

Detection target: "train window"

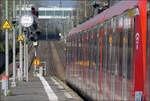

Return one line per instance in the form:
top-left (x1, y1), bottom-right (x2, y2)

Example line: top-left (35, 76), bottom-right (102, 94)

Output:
top-left (80, 35), bottom-right (84, 83)
top-left (107, 21), bottom-right (113, 73)
top-left (111, 19), bottom-right (118, 76)
top-left (102, 23), bottom-right (108, 99)
top-left (72, 39), bottom-right (75, 81)
top-left (97, 28), bottom-right (101, 72)
top-left (93, 28), bottom-right (99, 101)
top-left (70, 39), bottom-right (72, 67)
top-left (91, 30), bottom-right (95, 69)
top-left (122, 15), bottom-right (130, 100)
top-left (83, 34), bottom-right (86, 84)
top-left (70, 39), bottom-right (73, 79)
top-left (88, 32), bottom-right (92, 69)
top-left (76, 38), bottom-right (79, 81)
top-left (75, 38), bottom-right (77, 83)
top-left (78, 36), bottom-right (82, 85)
top-left (86, 32), bottom-right (90, 87)
top-left (115, 16), bottom-right (124, 100)
top-left (118, 17), bottom-right (124, 77)
top-left (94, 29), bottom-right (98, 70)
top-left (102, 23), bottom-right (108, 70)
top-left (85, 33), bottom-right (89, 71)
top-left (122, 14), bottom-right (135, 100)
top-left (96, 29), bottom-right (99, 71)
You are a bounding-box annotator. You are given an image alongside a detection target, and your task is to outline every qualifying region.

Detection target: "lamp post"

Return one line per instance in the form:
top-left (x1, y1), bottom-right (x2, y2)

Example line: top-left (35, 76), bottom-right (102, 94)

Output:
top-left (4, 0), bottom-right (9, 96)
top-left (19, 0), bottom-right (23, 81)
top-left (12, 0), bottom-right (16, 87)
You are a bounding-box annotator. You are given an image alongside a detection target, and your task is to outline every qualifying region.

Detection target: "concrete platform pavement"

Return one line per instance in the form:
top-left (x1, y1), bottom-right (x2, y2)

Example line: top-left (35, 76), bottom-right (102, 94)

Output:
top-left (1, 75), bottom-right (83, 101)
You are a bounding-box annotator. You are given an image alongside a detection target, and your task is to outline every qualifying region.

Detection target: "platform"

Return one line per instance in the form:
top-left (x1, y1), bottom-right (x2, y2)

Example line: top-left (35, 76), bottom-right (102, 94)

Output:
top-left (1, 75), bottom-right (83, 101)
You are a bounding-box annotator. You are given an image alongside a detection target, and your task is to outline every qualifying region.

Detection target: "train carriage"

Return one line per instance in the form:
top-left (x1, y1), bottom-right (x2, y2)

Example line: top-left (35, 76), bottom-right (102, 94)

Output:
top-left (66, 0), bottom-right (149, 100)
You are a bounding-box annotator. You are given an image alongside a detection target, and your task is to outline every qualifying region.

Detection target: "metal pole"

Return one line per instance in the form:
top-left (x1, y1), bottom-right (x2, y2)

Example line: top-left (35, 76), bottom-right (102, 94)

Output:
top-left (24, 34), bottom-right (26, 78)
top-left (12, 0), bottom-right (16, 87)
top-left (23, 0), bottom-right (26, 79)
top-left (25, 0), bottom-right (28, 81)
top-left (46, 23), bottom-right (48, 41)
top-left (5, 0), bottom-right (8, 79)
top-left (24, 0), bottom-right (26, 14)
top-left (19, 0), bottom-right (23, 81)
top-left (26, 43), bottom-right (28, 82)
top-left (34, 46), bottom-right (37, 73)
top-left (77, 8), bottom-right (79, 25)
top-left (4, 0), bottom-right (9, 96)
top-left (85, 0), bottom-right (87, 17)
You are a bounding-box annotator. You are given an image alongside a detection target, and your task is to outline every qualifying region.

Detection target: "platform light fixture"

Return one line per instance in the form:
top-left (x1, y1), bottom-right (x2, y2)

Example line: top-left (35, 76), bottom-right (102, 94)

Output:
top-left (20, 14), bottom-right (34, 28)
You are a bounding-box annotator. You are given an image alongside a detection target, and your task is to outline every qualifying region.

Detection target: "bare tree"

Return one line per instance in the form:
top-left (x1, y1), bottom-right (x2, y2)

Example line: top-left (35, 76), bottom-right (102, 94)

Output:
top-left (73, 0), bottom-right (115, 26)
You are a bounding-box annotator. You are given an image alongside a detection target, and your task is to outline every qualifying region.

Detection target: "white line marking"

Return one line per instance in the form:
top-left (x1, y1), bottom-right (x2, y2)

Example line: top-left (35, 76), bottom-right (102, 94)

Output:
top-left (51, 78), bottom-right (73, 99)
top-left (37, 74), bottom-right (58, 101)
top-left (64, 92), bottom-right (73, 99)
top-left (51, 78), bottom-right (64, 89)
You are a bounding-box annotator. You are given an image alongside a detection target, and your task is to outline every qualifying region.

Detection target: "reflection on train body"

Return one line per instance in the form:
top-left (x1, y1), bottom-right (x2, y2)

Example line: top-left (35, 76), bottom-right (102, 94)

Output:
top-left (66, 1), bottom-right (149, 100)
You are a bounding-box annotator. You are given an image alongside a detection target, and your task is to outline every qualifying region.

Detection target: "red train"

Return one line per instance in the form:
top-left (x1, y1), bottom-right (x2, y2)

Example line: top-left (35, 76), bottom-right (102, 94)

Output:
top-left (66, 0), bottom-right (149, 100)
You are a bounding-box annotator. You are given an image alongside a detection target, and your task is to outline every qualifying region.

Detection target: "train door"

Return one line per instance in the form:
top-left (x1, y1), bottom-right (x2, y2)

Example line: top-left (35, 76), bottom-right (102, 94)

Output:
top-left (115, 16), bottom-right (123, 100)
top-left (122, 12), bottom-right (135, 100)
top-left (121, 15), bottom-right (129, 100)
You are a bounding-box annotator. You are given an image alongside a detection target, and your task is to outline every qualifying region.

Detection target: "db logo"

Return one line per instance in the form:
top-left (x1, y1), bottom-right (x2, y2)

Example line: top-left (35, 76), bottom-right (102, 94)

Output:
top-left (135, 33), bottom-right (140, 50)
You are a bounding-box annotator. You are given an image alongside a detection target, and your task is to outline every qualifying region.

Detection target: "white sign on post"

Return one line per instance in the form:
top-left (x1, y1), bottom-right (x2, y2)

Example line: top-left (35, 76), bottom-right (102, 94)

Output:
top-left (33, 41), bottom-right (38, 46)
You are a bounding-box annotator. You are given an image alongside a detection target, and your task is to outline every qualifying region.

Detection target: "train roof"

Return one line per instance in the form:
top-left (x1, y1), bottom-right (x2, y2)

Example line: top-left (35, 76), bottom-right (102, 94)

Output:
top-left (68, 1), bottom-right (138, 38)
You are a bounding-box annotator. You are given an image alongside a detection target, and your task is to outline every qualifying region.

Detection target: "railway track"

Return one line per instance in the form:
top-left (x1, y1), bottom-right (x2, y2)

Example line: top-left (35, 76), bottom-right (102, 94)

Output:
top-left (35, 40), bottom-right (57, 77)
top-left (47, 41), bottom-right (57, 77)
top-left (37, 40), bottom-right (65, 80)
top-left (53, 41), bottom-right (66, 69)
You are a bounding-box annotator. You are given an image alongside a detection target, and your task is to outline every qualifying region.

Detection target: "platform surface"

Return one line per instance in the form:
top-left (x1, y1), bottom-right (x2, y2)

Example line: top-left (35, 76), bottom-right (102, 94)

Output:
top-left (1, 75), bottom-right (83, 101)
